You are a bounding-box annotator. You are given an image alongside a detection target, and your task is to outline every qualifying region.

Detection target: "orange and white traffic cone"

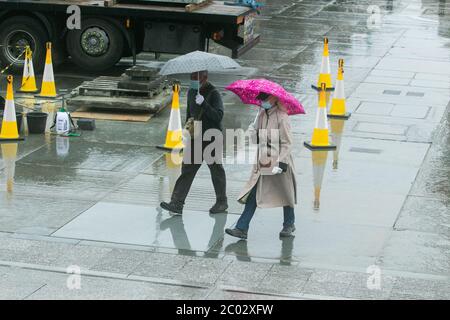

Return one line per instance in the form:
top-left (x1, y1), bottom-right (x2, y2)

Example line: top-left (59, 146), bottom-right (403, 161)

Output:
top-left (328, 59), bottom-right (351, 119)
top-left (17, 46), bottom-right (39, 93)
top-left (1, 143), bottom-right (18, 193)
top-left (0, 76), bottom-right (24, 142)
top-left (38, 42), bottom-right (58, 98)
top-left (304, 83), bottom-right (336, 151)
top-left (312, 150), bottom-right (328, 210)
top-left (312, 37), bottom-right (334, 92)
top-left (330, 118), bottom-right (345, 170)
top-left (157, 83), bottom-right (184, 151)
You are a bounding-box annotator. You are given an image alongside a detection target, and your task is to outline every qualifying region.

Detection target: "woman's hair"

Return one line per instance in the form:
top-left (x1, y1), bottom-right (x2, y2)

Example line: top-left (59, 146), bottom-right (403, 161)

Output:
top-left (276, 101), bottom-right (288, 113)
top-left (256, 92), bottom-right (270, 101)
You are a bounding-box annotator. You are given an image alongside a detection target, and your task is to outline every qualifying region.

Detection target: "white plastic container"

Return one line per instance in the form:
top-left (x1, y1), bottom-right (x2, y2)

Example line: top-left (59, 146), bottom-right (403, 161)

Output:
top-left (56, 111), bottom-right (70, 135)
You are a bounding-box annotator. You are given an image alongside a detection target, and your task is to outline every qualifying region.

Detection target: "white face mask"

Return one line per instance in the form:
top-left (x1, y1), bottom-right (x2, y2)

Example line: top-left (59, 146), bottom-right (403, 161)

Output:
top-left (262, 101), bottom-right (272, 110)
top-left (190, 80), bottom-right (200, 90)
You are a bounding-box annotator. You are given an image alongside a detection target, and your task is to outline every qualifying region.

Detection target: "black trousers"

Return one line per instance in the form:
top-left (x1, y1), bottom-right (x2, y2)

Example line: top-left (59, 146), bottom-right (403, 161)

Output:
top-left (171, 140), bottom-right (227, 205)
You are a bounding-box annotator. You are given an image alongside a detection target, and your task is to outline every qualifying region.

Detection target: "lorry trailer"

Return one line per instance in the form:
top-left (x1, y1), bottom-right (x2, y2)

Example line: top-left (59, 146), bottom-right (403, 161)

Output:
top-left (0, 0), bottom-right (260, 72)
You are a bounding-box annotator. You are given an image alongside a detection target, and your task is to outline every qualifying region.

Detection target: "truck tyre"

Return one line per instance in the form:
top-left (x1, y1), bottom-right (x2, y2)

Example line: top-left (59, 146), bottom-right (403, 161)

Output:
top-left (0, 16), bottom-right (49, 74)
top-left (66, 18), bottom-right (124, 71)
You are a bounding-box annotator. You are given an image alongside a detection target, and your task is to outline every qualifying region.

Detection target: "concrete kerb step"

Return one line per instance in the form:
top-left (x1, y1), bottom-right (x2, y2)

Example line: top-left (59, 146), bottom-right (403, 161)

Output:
top-left (4, 233), bottom-right (450, 283)
top-left (0, 260), bottom-right (209, 290)
top-left (217, 285), bottom-right (350, 300)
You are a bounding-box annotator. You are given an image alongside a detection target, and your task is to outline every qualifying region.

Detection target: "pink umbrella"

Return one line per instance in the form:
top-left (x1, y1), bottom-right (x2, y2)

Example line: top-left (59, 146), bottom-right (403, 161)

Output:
top-left (225, 79), bottom-right (305, 115)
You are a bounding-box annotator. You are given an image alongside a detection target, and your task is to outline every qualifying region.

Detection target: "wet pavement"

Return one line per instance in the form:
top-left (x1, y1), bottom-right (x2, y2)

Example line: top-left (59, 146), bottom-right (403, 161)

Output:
top-left (0, 0), bottom-right (449, 299)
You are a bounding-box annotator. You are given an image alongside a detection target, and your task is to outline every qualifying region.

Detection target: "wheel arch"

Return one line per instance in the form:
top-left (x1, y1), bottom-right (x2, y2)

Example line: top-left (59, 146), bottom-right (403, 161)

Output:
top-left (0, 10), bottom-right (52, 38)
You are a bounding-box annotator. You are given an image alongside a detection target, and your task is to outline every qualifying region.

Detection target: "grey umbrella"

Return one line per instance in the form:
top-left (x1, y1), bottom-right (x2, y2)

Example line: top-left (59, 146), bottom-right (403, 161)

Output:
top-left (159, 50), bottom-right (241, 75)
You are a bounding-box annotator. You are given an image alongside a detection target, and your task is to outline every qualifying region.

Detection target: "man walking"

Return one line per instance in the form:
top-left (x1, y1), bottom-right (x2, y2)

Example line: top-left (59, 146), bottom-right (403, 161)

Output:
top-left (160, 70), bottom-right (228, 215)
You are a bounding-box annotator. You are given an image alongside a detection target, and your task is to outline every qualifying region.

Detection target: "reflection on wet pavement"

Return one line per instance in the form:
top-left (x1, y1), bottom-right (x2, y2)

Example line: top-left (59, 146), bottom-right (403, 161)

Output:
top-left (312, 151), bottom-right (328, 210)
top-left (0, 143), bottom-right (18, 193)
top-left (53, 202), bottom-right (235, 255)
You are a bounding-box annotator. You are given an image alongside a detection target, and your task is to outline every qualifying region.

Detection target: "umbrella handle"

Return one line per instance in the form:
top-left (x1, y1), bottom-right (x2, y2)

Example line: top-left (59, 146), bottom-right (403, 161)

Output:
top-left (252, 108), bottom-right (261, 126)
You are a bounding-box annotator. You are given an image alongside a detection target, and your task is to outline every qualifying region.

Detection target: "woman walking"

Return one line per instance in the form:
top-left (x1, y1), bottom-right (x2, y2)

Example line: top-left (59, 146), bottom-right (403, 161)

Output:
top-left (225, 91), bottom-right (298, 239)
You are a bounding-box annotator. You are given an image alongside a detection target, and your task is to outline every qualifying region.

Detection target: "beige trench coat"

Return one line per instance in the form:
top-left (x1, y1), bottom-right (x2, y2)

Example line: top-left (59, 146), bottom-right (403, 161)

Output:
top-left (238, 105), bottom-right (297, 208)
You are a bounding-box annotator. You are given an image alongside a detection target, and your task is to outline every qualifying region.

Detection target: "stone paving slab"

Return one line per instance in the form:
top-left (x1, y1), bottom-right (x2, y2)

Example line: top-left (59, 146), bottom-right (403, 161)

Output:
top-left (297, 136), bottom-right (429, 165)
top-left (355, 103), bottom-right (446, 123)
top-left (0, 137), bottom-right (47, 171)
top-left (267, 265), bottom-right (314, 281)
top-left (217, 260), bottom-right (272, 290)
top-left (0, 268), bottom-right (47, 300)
top-left (0, 194), bottom-right (95, 235)
top-left (302, 280), bottom-right (350, 297)
top-left (294, 153), bottom-right (425, 196)
top-left (4, 241), bottom-right (76, 267)
top-left (142, 151), bottom-right (255, 184)
top-left (103, 174), bottom-right (244, 214)
top-left (0, 164), bottom-right (131, 201)
top-left (53, 202), bottom-right (238, 252)
top-left (354, 121), bottom-right (409, 135)
top-left (351, 82), bottom-right (450, 107)
top-left (17, 141), bottom-right (164, 173)
top-left (394, 196), bottom-right (450, 234)
top-left (52, 245), bottom-right (114, 270)
top-left (344, 273), bottom-right (396, 300)
top-left (376, 230), bottom-right (450, 275)
top-left (239, 46), bottom-right (307, 64)
top-left (409, 166), bottom-right (450, 200)
top-left (172, 257), bottom-right (232, 286)
top-left (410, 79), bottom-right (450, 89)
top-left (206, 288), bottom-right (301, 300)
top-left (217, 214), bottom-right (390, 267)
top-left (375, 57), bottom-right (450, 75)
top-left (24, 270), bottom-right (208, 300)
top-left (129, 252), bottom-right (193, 280)
top-left (257, 275), bottom-right (307, 295)
top-left (89, 248), bottom-right (156, 275)
top-left (388, 47), bottom-right (450, 62)
top-left (71, 116), bottom-right (169, 147)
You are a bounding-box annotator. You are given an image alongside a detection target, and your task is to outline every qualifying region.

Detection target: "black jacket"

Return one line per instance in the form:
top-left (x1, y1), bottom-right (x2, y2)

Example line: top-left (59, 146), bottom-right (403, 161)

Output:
top-left (186, 82), bottom-right (224, 133)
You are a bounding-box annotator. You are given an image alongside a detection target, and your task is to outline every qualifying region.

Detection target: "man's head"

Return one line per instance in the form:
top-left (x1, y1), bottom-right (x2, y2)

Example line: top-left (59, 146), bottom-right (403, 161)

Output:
top-left (190, 70), bottom-right (208, 88)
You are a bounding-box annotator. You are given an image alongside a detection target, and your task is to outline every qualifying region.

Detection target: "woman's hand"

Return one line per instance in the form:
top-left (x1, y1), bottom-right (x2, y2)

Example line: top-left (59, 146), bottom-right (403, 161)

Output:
top-left (272, 166), bottom-right (283, 175)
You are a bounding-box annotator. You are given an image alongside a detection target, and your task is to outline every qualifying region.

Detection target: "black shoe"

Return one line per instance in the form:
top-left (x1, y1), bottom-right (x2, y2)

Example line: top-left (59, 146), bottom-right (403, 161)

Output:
top-left (279, 224), bottom-right (296, 237)
top-left (160, 201), bottom-right (183, 215)
top-left (209, 201), bottom-right (228, 214)
top-left (225, 228), bottom-right (248, 240)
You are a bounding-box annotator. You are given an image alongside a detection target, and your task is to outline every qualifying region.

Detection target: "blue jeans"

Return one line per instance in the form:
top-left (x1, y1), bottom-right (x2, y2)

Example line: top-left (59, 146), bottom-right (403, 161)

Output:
top-left (236, 185), bottom-right (295, 231)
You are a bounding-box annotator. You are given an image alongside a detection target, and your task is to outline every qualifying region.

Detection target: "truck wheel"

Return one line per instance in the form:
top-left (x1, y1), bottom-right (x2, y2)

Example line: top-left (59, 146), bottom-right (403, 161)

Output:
top-left (0, 16), bottom-right (49, 73)
top-left (66, 18), bottom-right (124, 71)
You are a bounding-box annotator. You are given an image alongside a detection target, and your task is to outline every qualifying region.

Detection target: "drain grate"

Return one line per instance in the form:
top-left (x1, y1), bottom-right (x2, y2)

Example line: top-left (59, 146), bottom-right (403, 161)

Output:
top-left (406, 91), bottom-right (425, 97)
top-left (383, 90), bottom-right (401, 95)
top-left (349, 147), bottom-right (382, 154)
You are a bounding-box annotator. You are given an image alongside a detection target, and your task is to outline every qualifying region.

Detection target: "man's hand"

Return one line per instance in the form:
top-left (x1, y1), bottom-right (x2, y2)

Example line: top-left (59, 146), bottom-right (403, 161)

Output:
top-left (196, 94), bottom-right (205, 105)
top-left (272, 166), bottom-right (283, 175)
